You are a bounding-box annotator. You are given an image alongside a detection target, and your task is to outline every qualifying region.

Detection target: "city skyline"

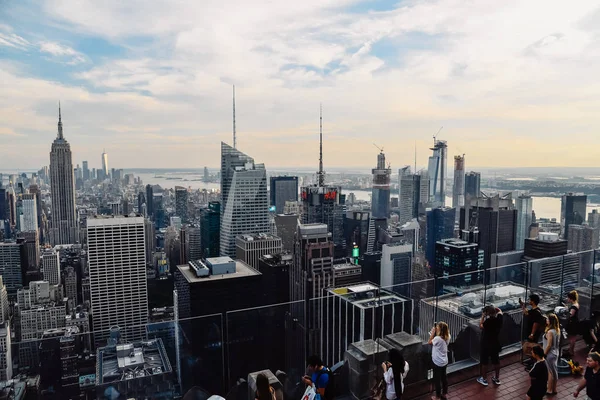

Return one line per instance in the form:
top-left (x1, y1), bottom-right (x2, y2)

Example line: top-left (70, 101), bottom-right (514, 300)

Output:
top-left (2, 1), bottom-right (600, 169)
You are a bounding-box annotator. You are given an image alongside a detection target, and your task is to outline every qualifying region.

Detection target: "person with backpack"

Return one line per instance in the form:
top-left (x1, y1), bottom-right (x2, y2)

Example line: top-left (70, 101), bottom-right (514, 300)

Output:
top-left (303, 355), bottom-right (334, 400)
top-left (381, 348), bottom-right (410, 400)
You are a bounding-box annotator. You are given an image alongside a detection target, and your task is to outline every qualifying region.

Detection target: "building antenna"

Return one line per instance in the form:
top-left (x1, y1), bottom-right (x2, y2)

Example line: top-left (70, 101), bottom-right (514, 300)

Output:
top-left (414, 141), bottom-right (417, 173)
top-left (318, 103), bottom-right (324, 186)
top-left (233, 85), bottom-right (237, 149)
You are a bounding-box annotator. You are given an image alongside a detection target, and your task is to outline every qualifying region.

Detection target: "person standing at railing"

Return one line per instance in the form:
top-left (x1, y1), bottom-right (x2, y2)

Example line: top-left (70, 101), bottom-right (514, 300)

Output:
top-left (428, 321), bottom-right (450, 400)
top-left (526, 346), bottom-right (548, 400)
top-left (521, 294), bottom-right (545, 369)
top-left (381, 348), bottom-right (409, 400)
top-left (573, 352), bottom-right (600, 399)
top-left (255, 373), bottom-right (277, 400)
top-left (544, 313), bottom-right (561, 396)
top-left (566, 290), bottom-right (581, 357)
top-left (477, 305), bottom-right (503, 387)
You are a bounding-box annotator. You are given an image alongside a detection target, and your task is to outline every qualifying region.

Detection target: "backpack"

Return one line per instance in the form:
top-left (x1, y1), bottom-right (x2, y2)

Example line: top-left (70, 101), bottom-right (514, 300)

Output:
top-left (315, 368), bottom-right (335, 400)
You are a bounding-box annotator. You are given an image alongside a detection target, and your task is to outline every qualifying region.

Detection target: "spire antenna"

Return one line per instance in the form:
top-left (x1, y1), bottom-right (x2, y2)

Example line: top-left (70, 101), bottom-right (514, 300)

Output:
top-left (318, 103), bottom-right (324, 186)
top-left (233, 85), bottom-right (237, 149)
top-left (414, 141), bottom-right (417, 173)
top-left (57, 101), bottom-right (64, 139)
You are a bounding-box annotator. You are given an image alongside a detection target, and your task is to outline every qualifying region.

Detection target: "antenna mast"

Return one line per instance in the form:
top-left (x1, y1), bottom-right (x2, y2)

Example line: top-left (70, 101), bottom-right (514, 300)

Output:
top-left (318, 104), bottom-right (324, 186)
top-left (233, 85), bottom-right (237, 149)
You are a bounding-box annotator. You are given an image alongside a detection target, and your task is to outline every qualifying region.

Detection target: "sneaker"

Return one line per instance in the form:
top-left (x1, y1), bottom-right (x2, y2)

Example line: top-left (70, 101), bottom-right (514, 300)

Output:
top-left (492, 377), bottom-right (501, 385)
top-left (477, 377), bottom-right (489, 386)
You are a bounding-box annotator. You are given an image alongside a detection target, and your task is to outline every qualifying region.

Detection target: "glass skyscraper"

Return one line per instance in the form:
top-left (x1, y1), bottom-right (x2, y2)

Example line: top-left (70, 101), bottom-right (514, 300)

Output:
top-left (219, 142), bottom-right (269, 257)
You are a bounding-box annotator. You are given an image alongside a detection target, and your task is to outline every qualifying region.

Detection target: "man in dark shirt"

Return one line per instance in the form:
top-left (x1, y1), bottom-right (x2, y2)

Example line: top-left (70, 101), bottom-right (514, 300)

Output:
top-left (574, 352), bottom-right (600, 399)
top-left (521, 294), bottom-right (545, 369)
top-left (477, 305), bottom-right (504, 386)
top-left (527, 346), bottom-right (548, 400)
top-left (522, 294), bottom-right (545, 342)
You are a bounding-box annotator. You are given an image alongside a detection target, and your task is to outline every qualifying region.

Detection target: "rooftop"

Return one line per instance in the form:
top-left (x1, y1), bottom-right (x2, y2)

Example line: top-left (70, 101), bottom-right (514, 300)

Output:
top-left (97, 338), bottom-right (172, 385)
top-left (177, 259), bottom-right (260, 284)
top-left (87, 215), bottom-right (144, 226)
top-left (237, 233), bottom-right (280, 242)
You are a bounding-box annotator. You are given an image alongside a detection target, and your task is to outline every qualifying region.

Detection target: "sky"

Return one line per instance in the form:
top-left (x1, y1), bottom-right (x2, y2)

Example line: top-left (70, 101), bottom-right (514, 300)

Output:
top-left (1, 0), bottom-right (600, 171)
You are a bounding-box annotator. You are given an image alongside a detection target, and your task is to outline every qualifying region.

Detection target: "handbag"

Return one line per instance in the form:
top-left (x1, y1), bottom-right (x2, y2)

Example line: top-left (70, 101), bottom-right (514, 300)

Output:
top-left (371, 377), bottom-right (386, 400)
top-left (301, 385), bottom-right (316, 400)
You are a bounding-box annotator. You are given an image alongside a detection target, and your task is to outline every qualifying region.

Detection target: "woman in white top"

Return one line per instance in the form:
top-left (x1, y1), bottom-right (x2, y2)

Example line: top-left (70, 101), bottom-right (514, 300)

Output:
top-left (428, 322), bottom-right (450, 400)
top-left (381, 348), bottom-right (410, 400)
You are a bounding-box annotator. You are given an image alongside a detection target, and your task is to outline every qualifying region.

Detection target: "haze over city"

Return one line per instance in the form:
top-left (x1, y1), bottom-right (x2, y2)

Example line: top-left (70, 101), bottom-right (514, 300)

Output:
top-left (2, 1), bottom-right (600, 169)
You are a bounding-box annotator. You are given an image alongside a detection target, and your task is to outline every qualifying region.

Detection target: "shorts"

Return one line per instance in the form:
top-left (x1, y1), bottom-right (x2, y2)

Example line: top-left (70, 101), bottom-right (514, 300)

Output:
top-left (480, 342), bottom-right (500, 364)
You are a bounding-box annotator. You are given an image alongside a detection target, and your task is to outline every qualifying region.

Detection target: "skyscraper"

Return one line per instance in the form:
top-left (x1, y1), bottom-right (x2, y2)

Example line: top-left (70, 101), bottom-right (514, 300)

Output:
top-left (270, 176), bottom-right (298, 214)
top-left (464, 171), bottom-right (481, 200)
top-left (49, 105), bottom-right (77, 245)
top-left (515, 195), bottom-right (533, 250)
top-left (459, 193), bottom-right (517, 268)
top-left (398, 167), bottom-right (430, 226)
top-left (428, 138), bottom-right (448, 205)
top-left (82, 160), bottom-right (89, 181)
top-left (371, 149), bottom-right (392, 219)
top-left (561, 193), bottom-right (587, 240)
top-left (235, 233), bottom-right (283, 271)
top-left (28, 184), bottom-right (43, 241)
top-left (300, 107), bottom-right (346, 257)
top-left (175, 186), bottom-right (189, 223)
top-left (20, 193), bottom-right (38, 232)
top-left (0, 277), bottom-right (9, 324)
top-left (219, 142), bottom-right (269, 257)
top-left (452, 155), bottom-right (465, 214)
top-left (0, 323), bottom-right (12, 381)
top-left (101, 149), bottom-right (109, 180)
top-left (87, 216), bottom-right (148, 345)
top-left (435, 238), bottom-right (484, 287)
top-left (291, 223), bottom-right (334, 354)
top-left (201, 201), bottom-right (220, 258)
top-left (0, 241), bottom-right (27, 296)
top-left (42, 249), bottom-right (61, 286)
top-left (145, 184), bottom-right (154, 216)
top-left (426, 207), bottom-right (456, 267)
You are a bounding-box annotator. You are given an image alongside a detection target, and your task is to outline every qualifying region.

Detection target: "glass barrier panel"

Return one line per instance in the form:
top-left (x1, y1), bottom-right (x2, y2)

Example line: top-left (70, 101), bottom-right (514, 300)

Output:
top-left (225, 300), bottom-right (306, 395)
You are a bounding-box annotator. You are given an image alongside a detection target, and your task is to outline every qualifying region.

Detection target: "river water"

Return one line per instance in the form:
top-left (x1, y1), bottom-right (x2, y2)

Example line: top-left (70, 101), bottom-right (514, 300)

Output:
top-left (138, 171), bottom-right (599, 222)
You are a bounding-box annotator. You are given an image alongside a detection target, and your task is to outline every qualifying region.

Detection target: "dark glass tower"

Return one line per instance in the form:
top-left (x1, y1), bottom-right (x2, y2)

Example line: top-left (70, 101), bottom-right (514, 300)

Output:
top-left (200, 201), bottom-right (221, 258)
top-left (464, 171), bottom-right (481, 199)
top-left (561, 193), bottom-right (587, 240)
top-left (371, 149), bottom-right (391, 219)
top-left (270, 176), bottom-right (298, 213)
top-left (426, 207), bottom-right (456, 267)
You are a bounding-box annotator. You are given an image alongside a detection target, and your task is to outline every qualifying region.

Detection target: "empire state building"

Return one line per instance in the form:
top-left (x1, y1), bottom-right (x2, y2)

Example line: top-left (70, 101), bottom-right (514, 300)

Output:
top-left (49, 105), bottom-right (77, 245)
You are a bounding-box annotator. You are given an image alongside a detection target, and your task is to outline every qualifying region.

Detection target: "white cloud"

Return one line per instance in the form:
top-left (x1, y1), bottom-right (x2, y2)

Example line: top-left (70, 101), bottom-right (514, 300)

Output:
top-left (3, 1), bottom-right (600, 169)
top-left (0, 32), bottom-right (31, 50)
top-left (39, 41), bottom-right (86, 64)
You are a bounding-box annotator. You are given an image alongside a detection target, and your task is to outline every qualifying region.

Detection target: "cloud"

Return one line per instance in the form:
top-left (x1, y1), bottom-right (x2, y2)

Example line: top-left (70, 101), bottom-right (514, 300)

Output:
top-left (2, 0), bottom-right (600, 169)
top-left (0, 32), bottom-right (31, 50)
top-left (39, 41), bottom-right (86, 64)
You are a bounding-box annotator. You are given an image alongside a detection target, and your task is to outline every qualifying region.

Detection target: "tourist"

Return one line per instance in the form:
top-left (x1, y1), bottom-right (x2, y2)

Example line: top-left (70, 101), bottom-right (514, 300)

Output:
top-left (255, 373), bottom-right (276, 400)
top-left (381, 348), bottom-right (410, 400)
top-left (428, 321), bottom-right (450, 400)
top-left (477, 305), bottom-right (503, 386)
top-left (303, 355), bottom-right (333, 400)
top-left (526, 346), bottom-right (548, 400)
top-left (544, 313), bottom-right (561, 396)
top-left (566, 290), bottom-right (581, 357)
top-left (521, 294), bottom-right (545, 368)
top-left (573, 352), bottom-right (600, 399)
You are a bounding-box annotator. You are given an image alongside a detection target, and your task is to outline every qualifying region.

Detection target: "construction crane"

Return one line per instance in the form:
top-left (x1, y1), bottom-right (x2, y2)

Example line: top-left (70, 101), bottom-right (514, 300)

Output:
top-left (373, 143), bottom-right (384, 153)
top-left (433, 126), bottom-right (443, 142)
